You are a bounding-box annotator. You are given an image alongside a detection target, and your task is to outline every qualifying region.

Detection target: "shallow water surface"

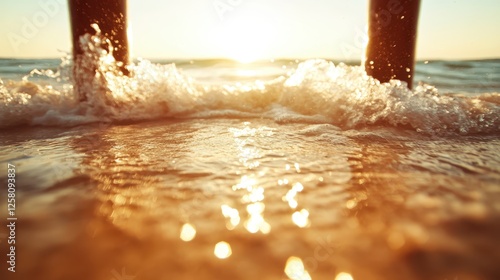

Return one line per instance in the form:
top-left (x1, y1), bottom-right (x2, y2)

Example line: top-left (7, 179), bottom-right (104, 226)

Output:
top-left (1, 34), bottom-right (499, 279)
top-left (1, 118), bottom-right (499, 280)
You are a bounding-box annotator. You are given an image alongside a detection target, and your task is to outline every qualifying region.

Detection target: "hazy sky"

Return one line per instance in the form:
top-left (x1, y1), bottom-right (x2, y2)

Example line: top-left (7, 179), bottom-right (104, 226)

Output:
top-left (0, 0), bottom-right (499, 61)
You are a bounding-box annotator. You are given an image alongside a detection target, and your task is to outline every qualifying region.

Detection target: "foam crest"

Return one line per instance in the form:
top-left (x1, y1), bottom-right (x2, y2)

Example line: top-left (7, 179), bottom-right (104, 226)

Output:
top-left (278, 60), bottom-right (499, 134)
top-left (0, 33), bottom-right (498, 135)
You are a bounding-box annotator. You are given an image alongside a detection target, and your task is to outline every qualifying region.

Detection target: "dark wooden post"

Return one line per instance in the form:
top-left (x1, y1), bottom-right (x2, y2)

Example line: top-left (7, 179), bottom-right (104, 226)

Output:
top-left (365, 0), bottom-right (421, 88)
top-left (68, 0), bottom-right (130, 75)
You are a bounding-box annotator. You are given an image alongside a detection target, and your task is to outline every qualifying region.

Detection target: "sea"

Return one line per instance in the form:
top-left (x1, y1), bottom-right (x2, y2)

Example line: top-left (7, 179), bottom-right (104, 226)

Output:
top-left (0, 36), bottom-right (499, 280)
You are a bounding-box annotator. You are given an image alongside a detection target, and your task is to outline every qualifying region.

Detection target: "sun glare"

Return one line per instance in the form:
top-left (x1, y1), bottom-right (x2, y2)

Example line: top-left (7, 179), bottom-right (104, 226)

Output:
top-left (217, 16), bottom-right (275, 63)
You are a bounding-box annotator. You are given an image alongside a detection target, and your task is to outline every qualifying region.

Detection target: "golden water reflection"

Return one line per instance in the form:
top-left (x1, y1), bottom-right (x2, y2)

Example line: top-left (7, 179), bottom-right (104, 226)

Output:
top-left (180, 223), bottom-right (197, 242)
top-left (283, 182), bottom-right (304, 209)
top-left (29, 119), bottom-right (496, 280)
top-left (245, 202), bottom-right (271, 234)
top-left (335, 272), bottom-right (354, 280)
top-left (292, 209), bottom-right (310, 228)
top-left (285, 256), bottom-right (312, 280)
top-left (221, 204), bottom-right (241, 230)
top-left (230, 124), bottom-right (275, 235)
top-left (228, 123), bottom-right (317, 238)
top-left (214, 241), bottom-right (232, 259)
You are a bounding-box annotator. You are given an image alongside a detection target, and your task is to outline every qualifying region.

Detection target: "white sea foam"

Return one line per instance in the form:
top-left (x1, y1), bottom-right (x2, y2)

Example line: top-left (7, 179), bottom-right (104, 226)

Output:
top-left (0, 32), bottom-right (498, 135)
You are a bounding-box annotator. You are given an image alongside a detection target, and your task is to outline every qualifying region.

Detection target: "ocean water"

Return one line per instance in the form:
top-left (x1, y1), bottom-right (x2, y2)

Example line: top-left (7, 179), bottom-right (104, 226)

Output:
top-left (0, 34), bottom-right (499, 280)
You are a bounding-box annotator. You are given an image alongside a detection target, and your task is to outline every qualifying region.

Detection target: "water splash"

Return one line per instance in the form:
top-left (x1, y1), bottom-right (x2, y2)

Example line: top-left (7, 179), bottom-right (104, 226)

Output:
top-left (0, 30), bottom-right (498, 135)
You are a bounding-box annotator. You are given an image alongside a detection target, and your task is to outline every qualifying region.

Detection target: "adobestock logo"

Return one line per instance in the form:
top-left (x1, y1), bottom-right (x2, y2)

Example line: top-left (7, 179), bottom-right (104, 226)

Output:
top-left (111, 267), bottom-right (137, 280)
top-left (213, 0), bottom-right (246, 21)
top-left (7, 0), bottom-right (65, 53)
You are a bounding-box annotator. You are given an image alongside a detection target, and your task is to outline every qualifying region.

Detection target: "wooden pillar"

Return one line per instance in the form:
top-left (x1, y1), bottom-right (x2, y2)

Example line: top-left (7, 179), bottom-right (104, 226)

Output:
top-left (68, 0), bottom-right (130, 75)
top-left (365, 0), bottom-right (421, 88)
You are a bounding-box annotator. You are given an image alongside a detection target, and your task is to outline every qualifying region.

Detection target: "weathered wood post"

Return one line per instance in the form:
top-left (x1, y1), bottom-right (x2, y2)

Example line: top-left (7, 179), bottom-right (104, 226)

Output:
top-left (365, 0), bottom-right (421, 88)
top-left (69, 0), bottom-right (129, 74)
top-left (68, 0), bottom-right (130, 75)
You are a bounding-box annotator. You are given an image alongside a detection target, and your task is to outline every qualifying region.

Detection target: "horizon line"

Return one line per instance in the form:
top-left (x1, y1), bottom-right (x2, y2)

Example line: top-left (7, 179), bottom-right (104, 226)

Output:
top-left (0, 56), bottom-right (499, 63)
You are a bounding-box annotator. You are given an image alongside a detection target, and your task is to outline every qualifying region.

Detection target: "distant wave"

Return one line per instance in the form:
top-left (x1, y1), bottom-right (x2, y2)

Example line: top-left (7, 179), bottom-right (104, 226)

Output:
top-left (0, 36), bottom-right (499, 134)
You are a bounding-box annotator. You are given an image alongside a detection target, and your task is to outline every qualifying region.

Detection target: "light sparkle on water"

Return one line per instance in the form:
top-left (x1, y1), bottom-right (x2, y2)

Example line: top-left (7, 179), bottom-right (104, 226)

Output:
top-left (214, 241), bottom-right (232, 259)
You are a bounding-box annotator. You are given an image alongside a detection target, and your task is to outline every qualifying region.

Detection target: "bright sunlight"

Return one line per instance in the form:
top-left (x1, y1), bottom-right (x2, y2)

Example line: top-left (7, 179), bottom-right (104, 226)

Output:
top-left (216, 15), bottom-right (276, 63)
